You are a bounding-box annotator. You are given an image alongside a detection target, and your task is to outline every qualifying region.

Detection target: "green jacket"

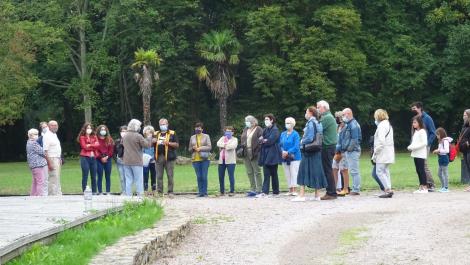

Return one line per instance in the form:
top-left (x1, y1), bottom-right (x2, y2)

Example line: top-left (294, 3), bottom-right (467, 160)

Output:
top-left (320, 111), bottom-right (338, 146)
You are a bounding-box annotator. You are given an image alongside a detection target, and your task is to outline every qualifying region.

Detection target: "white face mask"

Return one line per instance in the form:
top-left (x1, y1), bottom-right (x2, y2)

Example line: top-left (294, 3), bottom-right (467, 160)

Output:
top-left (245, 121), bottom-right (251, 128)
top-left (120, 132), bottom-right (126, 138)
top-left (264, 120), bottom-right (272, 128)
top-left (41, 127), bottom-right (48, 135)
top-left (100, 130), bottom-right (107, 136)
top-left (342, 116), bottom-right (349, 123)
top-left (285, 124), bottom-right (292, 130)
top-left (86, 128), bottom-right (92, 135)
top-left (305, 113), bottom-right (311, 121)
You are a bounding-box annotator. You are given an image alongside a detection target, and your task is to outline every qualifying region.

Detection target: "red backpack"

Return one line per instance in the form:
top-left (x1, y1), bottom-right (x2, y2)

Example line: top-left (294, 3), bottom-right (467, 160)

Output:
top-left (449, 141), bottom-right (457, 162)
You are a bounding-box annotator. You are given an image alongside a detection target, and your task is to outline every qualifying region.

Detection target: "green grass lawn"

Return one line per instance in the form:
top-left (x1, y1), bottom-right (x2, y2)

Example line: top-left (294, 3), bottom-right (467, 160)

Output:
top-left (6, 200), bottom-right (163, 265)
top-left (0, 153), bottom-right (466, 195)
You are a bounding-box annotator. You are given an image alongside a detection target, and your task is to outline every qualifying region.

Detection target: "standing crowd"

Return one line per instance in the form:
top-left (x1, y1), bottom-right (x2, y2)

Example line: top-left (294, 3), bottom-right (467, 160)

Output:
top-left (26, 101), bottom-right (470, 198)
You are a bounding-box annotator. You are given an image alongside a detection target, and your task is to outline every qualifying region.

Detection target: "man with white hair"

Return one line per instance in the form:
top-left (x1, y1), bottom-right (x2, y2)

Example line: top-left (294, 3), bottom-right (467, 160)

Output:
top-left (122, 119), bottom-right (153, 196)
top-left (43, 120), bottom-right (62, 195)
top-left (317, 100), bottom-right (338, 200)
top-left (154, 118), bottom-right (179, 197)
top-left (337, 108), bottom-right (362, 195)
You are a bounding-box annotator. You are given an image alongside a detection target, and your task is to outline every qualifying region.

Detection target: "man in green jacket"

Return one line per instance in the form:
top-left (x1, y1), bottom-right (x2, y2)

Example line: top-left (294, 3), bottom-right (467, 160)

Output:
top-left (317, 100), bottom-right (338, 200)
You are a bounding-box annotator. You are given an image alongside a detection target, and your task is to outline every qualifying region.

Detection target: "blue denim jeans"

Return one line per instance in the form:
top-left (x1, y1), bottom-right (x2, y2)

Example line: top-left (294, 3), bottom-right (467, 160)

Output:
top-left (218, 161), bottom-right (235, 193)
top-left (143, 162), bottom-right (157, 191)
top-left (97, 158), bottom-right (112, 193)
top-left (116, 158), bottom-right (126, 193)
top-left (193, 160), bottom-right (210, 196)
top-left (345, 151), bottom-right (361, 192)
top-left (372, 164), bottom-right (385, 191)
top-left (80, 156), bottom-right (97, 192)
top-left (124, 165), bottom-right (144, 196)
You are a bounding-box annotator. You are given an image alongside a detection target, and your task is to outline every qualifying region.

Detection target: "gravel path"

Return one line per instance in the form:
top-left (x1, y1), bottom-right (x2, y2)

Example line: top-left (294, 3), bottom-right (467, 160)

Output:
top-left (157, 191), bottom-right (470, 265)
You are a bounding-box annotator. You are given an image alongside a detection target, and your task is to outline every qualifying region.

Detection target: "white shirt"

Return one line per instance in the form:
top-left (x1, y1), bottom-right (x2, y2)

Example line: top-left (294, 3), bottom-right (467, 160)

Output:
top-left (43, 130), bottom-right (62, 158)
top-left (408, 129), bottom-right (427, 159)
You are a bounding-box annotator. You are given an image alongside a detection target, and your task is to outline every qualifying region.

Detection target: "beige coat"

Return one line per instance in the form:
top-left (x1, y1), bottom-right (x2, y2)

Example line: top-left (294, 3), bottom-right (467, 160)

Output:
top-left (188, 133), bottom-right (212, 160)
top-left (373, 120), bottom-right (395, 164)
top-left (217, 136), bottom-right (238, 164)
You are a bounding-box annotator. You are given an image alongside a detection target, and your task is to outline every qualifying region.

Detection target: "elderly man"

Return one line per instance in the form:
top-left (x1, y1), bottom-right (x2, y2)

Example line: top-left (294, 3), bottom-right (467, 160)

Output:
top-left (154, 118), bottom-right (179, 197)
top-left (43, 120), bottom-right (62, 195)
top-left (410, 101), bottom-right (436, 191)
top-left (317, 100), bottom-right (338, 200)
top-left (337, 108), bottom-right (362, 195)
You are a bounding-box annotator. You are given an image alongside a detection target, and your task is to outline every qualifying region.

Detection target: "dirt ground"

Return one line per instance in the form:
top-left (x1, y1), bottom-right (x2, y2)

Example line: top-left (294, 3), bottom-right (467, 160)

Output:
top-left (157, 191), bottom-right (470, 265)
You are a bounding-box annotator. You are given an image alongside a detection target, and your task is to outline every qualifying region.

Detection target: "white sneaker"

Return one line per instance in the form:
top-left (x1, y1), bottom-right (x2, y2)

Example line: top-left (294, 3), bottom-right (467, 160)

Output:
top-left (291, 192), bottom-right (298, 196)
top-left (291, 196), bottom-right (306, 202)
top-left (312, 196), bottom-right (321, 201)
top-left (413, 189), bottom-right (428, 194)
top-left (255, 193), bottom-right (267, 198)
top-left (282, 192), bottom-right (292, 196)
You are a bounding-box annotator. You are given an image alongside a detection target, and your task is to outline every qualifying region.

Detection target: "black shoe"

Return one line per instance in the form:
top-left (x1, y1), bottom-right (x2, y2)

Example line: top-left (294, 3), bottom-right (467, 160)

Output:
top-left (379, 192), bottom-right (393, 198)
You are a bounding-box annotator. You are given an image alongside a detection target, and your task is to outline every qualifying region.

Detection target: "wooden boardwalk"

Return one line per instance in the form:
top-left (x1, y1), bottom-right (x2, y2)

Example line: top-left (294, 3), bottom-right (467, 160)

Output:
top-left (0, 195), bottom-right (133, 263)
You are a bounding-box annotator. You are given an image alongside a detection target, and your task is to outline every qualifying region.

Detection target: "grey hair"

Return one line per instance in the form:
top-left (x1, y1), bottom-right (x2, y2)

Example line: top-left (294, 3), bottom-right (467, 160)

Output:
top-left (245, 115), bottom-right (258, 125)
top-left (28, 128), bottom-right (39, 139)
top-left (127, 119), bottom-right (142, 132)
top-left (317, 100), bottom-right (330, 111)
top-left (285, 117), bottom-right (296, 126)
top-left (159, 118), bottom-right (168, 125)
top-left (143, 125), bottom-right (155, 135)
top-left (334, 111), bottom-right (343, 118)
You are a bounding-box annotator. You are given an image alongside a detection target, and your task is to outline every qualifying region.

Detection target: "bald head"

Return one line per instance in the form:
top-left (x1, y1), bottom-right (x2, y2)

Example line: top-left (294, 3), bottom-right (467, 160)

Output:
top-left (342, 108), bottom-right (353, 120)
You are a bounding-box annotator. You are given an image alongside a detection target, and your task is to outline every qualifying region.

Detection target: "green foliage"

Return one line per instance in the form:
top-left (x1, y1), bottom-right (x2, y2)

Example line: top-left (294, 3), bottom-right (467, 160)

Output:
top-left (7, 200), bottom-right (163, 265)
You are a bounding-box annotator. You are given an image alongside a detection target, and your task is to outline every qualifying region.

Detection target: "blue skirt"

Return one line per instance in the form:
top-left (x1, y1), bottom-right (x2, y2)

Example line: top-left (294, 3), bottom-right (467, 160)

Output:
top-left (297, 151), bottom-right (327, 189)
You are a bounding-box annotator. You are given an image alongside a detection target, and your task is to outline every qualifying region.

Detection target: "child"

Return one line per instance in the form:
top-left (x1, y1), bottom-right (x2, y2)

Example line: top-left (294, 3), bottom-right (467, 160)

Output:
top-left (407, 116), bottom-right (428, 193)
top-left (433, 127), bottom-right (453, 192)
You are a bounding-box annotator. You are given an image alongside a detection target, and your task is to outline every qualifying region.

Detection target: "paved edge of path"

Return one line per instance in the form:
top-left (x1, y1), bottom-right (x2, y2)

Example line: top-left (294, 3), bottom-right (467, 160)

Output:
top-left (90, 208), bottom-right (191, 265)
top-left (0, 204), bottom-right (124, 264)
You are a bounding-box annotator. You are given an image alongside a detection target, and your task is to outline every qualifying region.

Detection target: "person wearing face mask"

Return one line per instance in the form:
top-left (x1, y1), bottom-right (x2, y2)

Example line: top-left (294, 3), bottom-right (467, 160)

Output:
top-left (122, 119), bottom-right (153, 196)
top-left (43, 120), bottom-right (62, 195)
top-left (114, 126), bottom-right (127, 194)
top-left (188, 122), bottom-right (212, 197)
top-left (337, 108), bottom-right (362, 195)
top-left (333, 111), bottom-right (350, 196)
top-left (95, 125), bottom-right (114, 195)
top-left (410, 101), bottom-right (436, 192)
top-left (154, 118), bottom-right (179, 197)
top-left (256, 114), bottom-right (282, 198)
top-left (293, 107), bottom-right (327, 202)
top-left (216, 126), bottom-right (238, 196)
top-left (26, 128), bottom-right (48, 196)
top-left (371, 109), bottom-right (395, 198)
top-left (142, 125), bottom-right (156, 195)
top-left (280, 117), bottom-right (301, 196)
top-left (316, 100), bottom-right (339, 200)
top-left (77, 123), bottom-right (100, 193)
top-left (459, 109), bottom-right (470, 192)
top-left (37, 121), bottom-right (49, 147)
top-left (240, 115), bottom-right (263, 197)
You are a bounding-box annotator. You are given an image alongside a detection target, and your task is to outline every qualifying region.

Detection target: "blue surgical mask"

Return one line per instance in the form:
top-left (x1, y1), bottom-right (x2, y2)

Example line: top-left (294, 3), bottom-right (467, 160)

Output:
top-left (374, 120), bottom-right (379, 126)
top-left (245, 121), bottom-right (251, 128)
top-left (100, 130), bottom-right (107, 136)
top-left (224, 131), bottom-right (233, 139)
top-left (264, 120), bottom-right (272, 128)
top-left (285, 124), bottom-right (292, 130)
top-left (160, 125), bottom-right (168, 132)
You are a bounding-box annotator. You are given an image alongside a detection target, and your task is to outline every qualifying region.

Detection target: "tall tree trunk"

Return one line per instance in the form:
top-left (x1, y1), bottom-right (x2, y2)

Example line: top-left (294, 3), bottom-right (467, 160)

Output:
top-left (79, 0), bottom-right (92, 123)
top-left (141, 65), bottom-right (152, 126)
top-left (219, 96), bottom-right (227, 133)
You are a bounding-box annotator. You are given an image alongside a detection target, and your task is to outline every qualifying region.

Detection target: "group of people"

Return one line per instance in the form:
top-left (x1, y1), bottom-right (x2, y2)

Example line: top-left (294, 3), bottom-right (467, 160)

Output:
top-left (25, 101), bottom-right (470, 199)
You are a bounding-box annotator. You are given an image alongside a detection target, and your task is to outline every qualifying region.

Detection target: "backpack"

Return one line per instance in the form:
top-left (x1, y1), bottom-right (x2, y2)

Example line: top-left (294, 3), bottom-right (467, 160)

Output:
top-left (449, 142), bottom-right (457, 162)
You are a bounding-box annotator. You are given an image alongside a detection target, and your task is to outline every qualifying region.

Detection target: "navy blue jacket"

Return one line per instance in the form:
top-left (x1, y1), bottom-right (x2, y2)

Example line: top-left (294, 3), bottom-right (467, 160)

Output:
top-left (422, 112), bottom-right (436, 146)
top-left (258, 125), bottom-right (282, 166)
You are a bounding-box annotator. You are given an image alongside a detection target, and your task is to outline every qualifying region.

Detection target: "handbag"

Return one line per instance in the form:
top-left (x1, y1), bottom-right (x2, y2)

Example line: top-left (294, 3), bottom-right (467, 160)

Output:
top-left (196, 137), bottom-right (210, 160)
top-left (302, 121), bottom-right (323, 153)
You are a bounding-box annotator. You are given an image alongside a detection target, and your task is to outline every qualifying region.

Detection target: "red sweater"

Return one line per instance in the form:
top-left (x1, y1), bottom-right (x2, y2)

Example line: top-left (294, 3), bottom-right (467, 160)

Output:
top-left (79, 136), bottom-right (100, 157)
top-left (96, 137), bottom-right (114, 158)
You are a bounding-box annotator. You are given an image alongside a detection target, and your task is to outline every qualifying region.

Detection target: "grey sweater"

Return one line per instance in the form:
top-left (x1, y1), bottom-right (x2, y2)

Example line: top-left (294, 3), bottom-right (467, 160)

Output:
top-left (122, 131), bottom-right (152, 166)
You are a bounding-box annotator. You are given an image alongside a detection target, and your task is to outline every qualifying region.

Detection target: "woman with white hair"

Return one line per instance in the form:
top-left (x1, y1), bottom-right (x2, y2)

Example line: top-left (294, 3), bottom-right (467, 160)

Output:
top-left (122, 119), bottom-right (153, 196)
top-left (240, 115), bottom-right (263, 196)
top-left (280, 117), bottom-right (301, 196)
top-left (26, 128), bottom-right (48, 196)
top-left (142, 125), bottom-right (156, 194)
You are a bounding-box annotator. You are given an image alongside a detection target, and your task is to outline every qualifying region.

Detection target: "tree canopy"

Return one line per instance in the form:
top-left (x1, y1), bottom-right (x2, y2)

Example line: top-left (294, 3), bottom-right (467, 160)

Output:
top-left (0, 0), bottom-right (469, 160)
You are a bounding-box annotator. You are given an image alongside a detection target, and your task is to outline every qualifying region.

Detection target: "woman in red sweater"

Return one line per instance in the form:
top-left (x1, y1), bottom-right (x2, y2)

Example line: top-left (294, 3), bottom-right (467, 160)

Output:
top-left (77, 123), bottom-right (100, 193)
top-left (96, 125), bottom-right (114, 194)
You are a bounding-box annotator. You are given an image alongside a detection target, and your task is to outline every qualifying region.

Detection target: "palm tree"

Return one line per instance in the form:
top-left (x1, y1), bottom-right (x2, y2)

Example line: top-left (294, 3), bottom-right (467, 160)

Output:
top-left (132, 48), bottom-right (162, 126)
top-left (196, 30), bottom-right (241, 132)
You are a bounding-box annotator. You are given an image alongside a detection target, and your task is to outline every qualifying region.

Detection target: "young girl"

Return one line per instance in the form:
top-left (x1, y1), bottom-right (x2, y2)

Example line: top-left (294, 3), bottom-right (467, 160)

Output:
top-left (407, 116), bottom-right (428, 193)
top-left (433, 128), bottom-right (453, 192)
